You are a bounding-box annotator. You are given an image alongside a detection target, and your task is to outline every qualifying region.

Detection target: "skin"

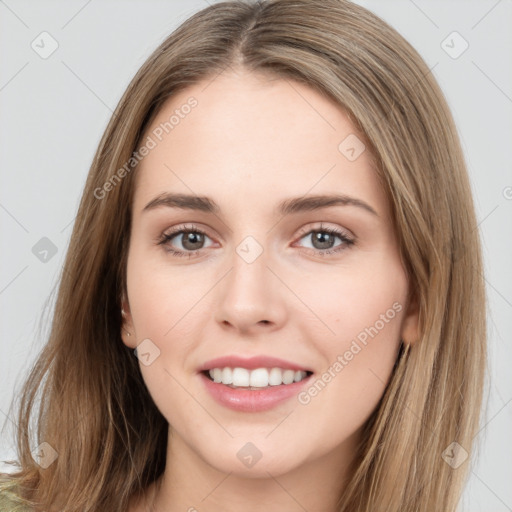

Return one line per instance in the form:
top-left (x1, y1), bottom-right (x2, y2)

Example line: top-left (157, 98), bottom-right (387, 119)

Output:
top-left (121, 67), bottom-right (418, 512)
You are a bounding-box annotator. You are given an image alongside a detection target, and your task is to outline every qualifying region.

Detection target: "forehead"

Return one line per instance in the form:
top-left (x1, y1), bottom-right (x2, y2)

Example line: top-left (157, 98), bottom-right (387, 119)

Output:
top-left (133, 69), bottom-right (388, 219)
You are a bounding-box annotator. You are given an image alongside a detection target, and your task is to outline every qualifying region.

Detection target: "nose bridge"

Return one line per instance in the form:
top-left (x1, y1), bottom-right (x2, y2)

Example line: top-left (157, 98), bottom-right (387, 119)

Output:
top-left (214, 233), bottom-right (286, 332)
top-left (227, 234), bottom-right (271, 309)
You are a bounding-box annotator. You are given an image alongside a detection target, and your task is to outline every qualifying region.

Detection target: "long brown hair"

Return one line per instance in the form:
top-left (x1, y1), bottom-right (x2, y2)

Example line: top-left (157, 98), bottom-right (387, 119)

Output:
top-left (1, 1), bottom-right (486, 510)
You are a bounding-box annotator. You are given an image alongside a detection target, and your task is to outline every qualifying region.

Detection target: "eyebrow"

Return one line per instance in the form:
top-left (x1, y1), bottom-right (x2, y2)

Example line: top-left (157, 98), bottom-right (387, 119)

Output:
top-left (142, 193), bottom-right (378, 217)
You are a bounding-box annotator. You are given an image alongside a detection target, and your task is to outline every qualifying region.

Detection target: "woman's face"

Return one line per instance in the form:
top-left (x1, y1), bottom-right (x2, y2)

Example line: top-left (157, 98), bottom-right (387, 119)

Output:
top-left (122, 68), bottom-right (418, 478)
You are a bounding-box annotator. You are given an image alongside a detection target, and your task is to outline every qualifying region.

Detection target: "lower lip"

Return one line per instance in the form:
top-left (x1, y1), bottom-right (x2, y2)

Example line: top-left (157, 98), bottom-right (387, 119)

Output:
top-left (200, 372), bottom-right (312, 412)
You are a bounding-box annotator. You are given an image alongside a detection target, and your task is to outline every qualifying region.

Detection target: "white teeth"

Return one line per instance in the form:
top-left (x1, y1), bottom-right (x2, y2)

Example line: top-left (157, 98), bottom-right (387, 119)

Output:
top-left (212, 368), bottom-right (222, 383)
top-left (207, 367), bottom-right (309, 387)
top-left (249, 368), bottom-right (269, 388)
top-left (268, 367), bottom-right (283, 386)
top-left (282, 369), bottom-right (295, 385)
top-left (221, 367), bottom-right (233, 385)
top-left (232, 367), bottom-right (250, 387)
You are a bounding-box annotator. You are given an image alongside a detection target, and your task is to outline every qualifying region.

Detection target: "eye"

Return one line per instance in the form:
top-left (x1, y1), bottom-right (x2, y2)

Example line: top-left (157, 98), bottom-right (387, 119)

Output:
top-left (157, 222), bottom-right (355, 259)
top-left (157, 224), bottom-right (214, 258)
top-left (294, 223), bottom-right (355, 256)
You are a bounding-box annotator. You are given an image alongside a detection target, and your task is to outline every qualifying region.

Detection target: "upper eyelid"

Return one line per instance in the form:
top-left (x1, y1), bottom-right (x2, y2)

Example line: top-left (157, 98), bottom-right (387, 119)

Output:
top-left (161, 222), bottom-right (351, 235)
top-left (295, 223), bottom-right (353, 238)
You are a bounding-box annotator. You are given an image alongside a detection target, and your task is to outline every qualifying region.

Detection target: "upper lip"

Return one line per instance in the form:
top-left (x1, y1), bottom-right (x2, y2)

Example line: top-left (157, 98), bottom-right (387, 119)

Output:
top-left (199, 355), bottom-right (312, 373)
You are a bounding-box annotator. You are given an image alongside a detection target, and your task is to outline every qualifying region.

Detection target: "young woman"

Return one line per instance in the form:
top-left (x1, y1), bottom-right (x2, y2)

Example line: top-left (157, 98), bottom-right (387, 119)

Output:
top-left (0, 0), bottom-right (486, 511)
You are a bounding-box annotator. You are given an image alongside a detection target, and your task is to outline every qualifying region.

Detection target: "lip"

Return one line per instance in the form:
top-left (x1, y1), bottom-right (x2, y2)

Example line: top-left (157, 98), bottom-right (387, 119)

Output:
top-left (200, 372), bottom-right (313, 412)
top-left (199, 355), bottom-right (312, 372)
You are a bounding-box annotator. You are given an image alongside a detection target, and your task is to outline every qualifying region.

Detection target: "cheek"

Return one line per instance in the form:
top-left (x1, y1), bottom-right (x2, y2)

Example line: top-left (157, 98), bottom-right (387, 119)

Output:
top-left (126, 246), bottom-right (210, 340)
top-left (125, 249), bottom-right (205, 425)
top-left (125, 247), bottom-right (215, 418)
top-left (293, 261), bottom-right (407, 441)
top-left (294, 254), bottom-right (407, 350)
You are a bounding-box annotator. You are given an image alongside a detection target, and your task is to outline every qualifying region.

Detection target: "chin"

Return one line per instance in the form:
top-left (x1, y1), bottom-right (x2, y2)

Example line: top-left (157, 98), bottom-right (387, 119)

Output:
top-left (195, 436), bottom-right (309, 478)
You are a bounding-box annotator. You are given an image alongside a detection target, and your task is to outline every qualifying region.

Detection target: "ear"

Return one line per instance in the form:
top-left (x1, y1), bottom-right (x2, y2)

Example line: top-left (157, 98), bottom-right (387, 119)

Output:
top-left (120, 297), bottom-right (136, 349)
top-left (400, 290), bottom-right (420, 345)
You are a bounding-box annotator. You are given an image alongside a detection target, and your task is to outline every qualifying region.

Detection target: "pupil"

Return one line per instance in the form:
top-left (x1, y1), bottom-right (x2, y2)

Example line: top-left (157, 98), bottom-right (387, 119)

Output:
top-left (313, 232), bottom-right (334, 250)
top-left (183, 232), bottom-right (204, 250)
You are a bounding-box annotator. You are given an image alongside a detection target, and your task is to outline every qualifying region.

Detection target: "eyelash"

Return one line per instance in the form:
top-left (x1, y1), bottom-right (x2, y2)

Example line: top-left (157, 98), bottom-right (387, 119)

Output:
top-left (156, 223), bottom-right (355, 259)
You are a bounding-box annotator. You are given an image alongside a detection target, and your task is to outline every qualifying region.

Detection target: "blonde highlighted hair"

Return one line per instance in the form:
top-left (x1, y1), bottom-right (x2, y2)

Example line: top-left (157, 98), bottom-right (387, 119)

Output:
top-left (1, 1), bottom-right (486, 511)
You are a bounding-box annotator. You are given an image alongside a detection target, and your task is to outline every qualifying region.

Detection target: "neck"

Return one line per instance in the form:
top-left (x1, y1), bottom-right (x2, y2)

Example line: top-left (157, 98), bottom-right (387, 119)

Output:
top-left (145, 426), bottom-right (359, 512)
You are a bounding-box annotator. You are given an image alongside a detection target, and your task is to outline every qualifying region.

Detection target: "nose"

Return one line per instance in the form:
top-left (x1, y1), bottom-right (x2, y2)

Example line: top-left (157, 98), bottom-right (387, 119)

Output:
top-left (214, 242), bottom-right (288, 336)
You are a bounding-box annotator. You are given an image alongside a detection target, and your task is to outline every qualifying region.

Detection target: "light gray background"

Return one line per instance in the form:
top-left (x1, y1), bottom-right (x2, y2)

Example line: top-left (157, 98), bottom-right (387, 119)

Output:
top-left (0, 1), bottom-right (511, 510)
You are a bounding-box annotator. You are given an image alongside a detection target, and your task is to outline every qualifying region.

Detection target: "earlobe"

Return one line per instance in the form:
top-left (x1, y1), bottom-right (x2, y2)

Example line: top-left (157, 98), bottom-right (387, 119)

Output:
top-left (400, 293), bottom-right (420, 345)
top-left (120, 300), bottom-right (136, 348)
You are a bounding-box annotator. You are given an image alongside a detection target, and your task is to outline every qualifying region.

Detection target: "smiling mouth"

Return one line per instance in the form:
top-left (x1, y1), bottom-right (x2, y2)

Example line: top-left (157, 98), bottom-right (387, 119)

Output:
top-left (203, 367), bottom-right (313, 389)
